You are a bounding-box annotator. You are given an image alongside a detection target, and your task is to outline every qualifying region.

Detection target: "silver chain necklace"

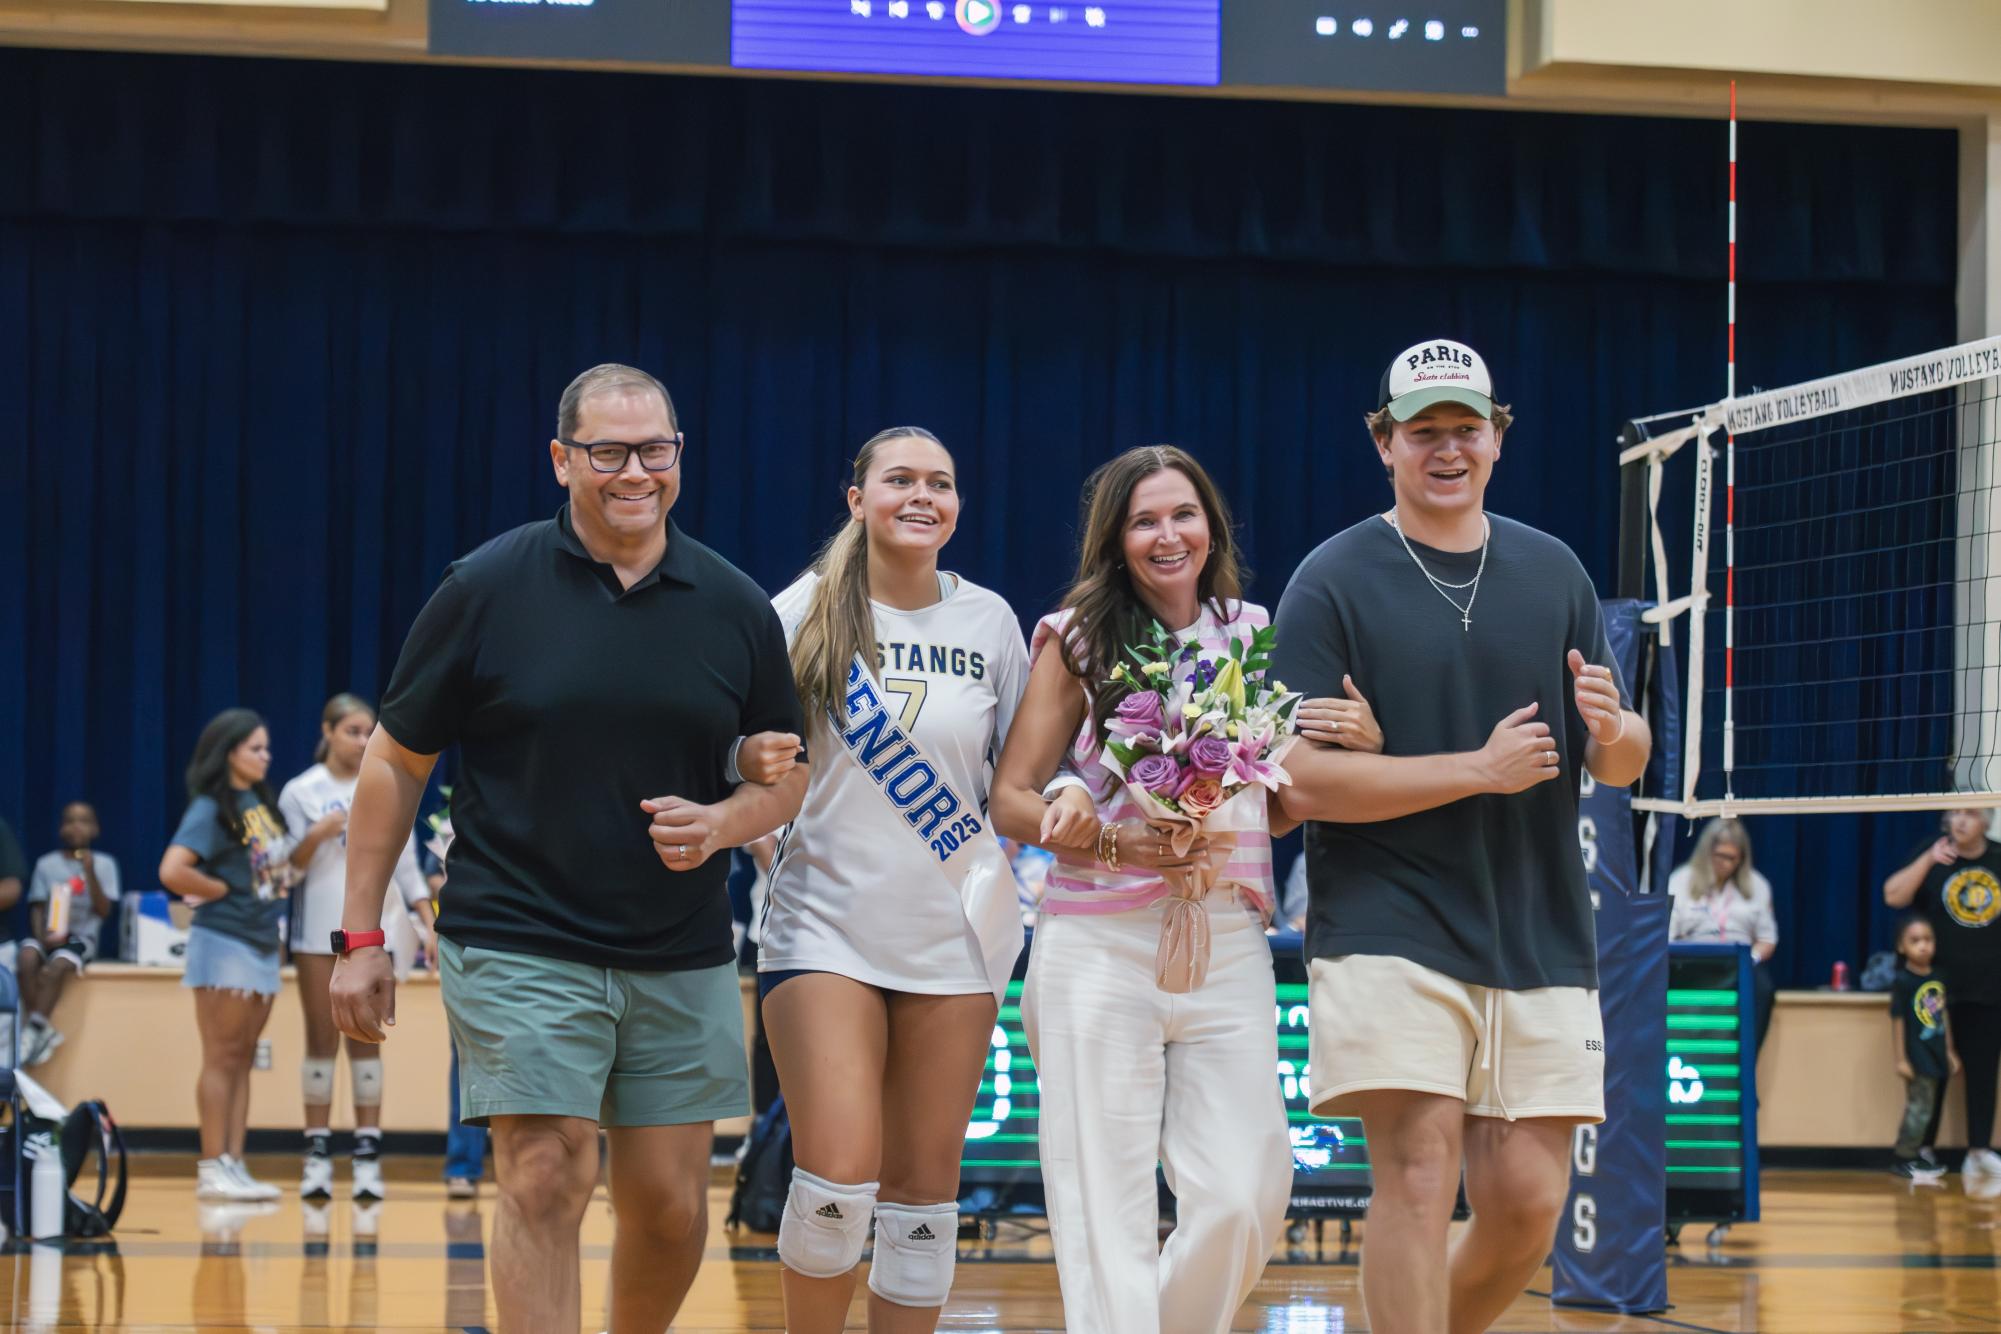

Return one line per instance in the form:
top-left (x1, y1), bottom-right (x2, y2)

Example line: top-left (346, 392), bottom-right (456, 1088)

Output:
top-left (1386, 511), bottom-right (1489, 632)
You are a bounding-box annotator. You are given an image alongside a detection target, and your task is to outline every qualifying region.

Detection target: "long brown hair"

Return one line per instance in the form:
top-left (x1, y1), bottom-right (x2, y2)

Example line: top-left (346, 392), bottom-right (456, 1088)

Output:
top-left (314, 693), bottom-right (374, 764)
top-left (791, 427), bottom-right (952, 726)
top-left (184, 708), bottom-right (281, 841)
top-left (1686, 818), bottom-right (1753, 901)
top-left (1055, 445), bottom-right (1246, 743)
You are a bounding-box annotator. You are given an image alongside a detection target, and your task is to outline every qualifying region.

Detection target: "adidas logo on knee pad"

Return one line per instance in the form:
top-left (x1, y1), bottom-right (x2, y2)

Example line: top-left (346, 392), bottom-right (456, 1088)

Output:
top-left (780, 1172), bottom-right (877, 1280)
top-left (866, 1203), bottom-right (959, 1308)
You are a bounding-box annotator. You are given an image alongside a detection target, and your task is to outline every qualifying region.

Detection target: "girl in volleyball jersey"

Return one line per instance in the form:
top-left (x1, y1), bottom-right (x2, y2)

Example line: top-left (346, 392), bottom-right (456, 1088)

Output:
top-left (279, 693), bottom-right (434, 1202)
top-left (988, 446), bottom-right (1378, 1334)
top-left (741, 427), bottom-right (1030, 1334)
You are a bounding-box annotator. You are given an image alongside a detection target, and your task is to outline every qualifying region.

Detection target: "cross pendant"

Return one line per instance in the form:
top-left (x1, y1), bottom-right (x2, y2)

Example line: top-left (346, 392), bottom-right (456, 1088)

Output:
top-left (1462, 613), bottom-right (1472, 632)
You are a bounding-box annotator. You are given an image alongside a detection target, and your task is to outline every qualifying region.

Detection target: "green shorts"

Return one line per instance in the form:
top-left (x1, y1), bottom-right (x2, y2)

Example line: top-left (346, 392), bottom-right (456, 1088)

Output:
top-left (438, 936), bottom-right (749, 1128)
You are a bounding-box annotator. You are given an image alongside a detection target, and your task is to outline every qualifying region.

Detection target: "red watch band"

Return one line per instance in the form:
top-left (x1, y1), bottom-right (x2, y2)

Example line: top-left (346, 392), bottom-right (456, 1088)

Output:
top-left (331, 929), bottom-right (387, 955)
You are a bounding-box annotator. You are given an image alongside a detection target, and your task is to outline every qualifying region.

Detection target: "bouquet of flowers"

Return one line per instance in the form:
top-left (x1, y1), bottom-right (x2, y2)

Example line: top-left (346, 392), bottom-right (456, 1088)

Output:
top-left (1099, 622), bottom-right (1302, 990)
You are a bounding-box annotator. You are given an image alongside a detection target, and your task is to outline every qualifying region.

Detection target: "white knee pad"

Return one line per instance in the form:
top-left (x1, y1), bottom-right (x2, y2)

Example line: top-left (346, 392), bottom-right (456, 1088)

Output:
top-left (867, 1201), bottom-right (959, 1308)
top-left (350, 1057), bottom-right (384, 1106)
top-left (777, 1168), bottom-right (877, 1279)
top-left (301, 1058), bottom-right (336, 1104)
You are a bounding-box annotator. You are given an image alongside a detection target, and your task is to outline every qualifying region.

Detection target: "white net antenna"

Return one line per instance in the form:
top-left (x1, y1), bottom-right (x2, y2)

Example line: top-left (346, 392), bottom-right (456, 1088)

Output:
top-left (1624, 336), bottom-right (2001, 818)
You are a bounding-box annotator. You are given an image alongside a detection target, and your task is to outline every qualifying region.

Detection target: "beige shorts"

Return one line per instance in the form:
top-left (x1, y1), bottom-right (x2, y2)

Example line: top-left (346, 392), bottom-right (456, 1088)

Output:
top-left (1307, 954), bottom-right (1605, 1123)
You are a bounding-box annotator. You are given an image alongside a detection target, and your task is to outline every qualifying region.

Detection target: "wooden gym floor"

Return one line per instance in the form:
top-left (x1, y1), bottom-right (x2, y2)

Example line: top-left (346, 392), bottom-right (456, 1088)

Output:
top-left (0, 1160), bottom-right (1995, 1331)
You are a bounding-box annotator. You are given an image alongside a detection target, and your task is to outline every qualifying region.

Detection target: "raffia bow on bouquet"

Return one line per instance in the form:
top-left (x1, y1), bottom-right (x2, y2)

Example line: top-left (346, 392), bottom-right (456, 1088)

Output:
top-left (1098, 623), bottom-right (1302, 993)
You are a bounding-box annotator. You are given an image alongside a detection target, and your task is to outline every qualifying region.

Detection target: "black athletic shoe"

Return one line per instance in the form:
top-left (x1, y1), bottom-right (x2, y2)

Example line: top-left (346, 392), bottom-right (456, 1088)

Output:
top-left (1892, 1158), bottom-right (1946, 1182)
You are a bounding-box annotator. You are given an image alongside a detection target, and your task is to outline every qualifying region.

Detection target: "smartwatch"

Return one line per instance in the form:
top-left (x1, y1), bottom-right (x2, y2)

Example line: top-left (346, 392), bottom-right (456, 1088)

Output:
top-left (329, 929), bottom-right (387, 955)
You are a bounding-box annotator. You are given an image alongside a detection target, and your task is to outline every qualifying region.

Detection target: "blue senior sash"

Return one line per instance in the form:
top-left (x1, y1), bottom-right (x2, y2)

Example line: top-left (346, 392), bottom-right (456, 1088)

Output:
top-left (834, 654), bottom-right (1022, 1005)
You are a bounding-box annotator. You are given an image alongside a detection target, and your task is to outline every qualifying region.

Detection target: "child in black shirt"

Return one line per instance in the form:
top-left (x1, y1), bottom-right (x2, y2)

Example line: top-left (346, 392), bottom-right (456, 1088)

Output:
top-left (1890, 916), bottom-right (1961, 1178)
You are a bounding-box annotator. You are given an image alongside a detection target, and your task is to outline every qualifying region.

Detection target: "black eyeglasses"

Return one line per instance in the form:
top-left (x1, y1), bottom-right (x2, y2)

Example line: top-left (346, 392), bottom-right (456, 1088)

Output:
top-left (559, 433), bottom-right (685, 474)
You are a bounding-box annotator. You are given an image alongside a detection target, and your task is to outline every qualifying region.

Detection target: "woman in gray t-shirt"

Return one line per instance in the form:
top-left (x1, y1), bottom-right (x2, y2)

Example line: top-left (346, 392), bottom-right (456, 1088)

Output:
top-left (158, 708), bottom-right (292, 1204)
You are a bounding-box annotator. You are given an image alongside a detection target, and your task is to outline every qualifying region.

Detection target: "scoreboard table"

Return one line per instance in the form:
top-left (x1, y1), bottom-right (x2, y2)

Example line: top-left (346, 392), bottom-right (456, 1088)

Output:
top-left (956, 932), bottom-right (1761, 1229)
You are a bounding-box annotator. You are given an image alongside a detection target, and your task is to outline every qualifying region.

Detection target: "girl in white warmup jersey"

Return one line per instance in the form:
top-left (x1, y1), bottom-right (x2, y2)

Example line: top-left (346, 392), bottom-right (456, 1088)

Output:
top-left (279, 693), bottom-right (433, 1201)
top-left (739, 428), bottom-right (1030, 1334)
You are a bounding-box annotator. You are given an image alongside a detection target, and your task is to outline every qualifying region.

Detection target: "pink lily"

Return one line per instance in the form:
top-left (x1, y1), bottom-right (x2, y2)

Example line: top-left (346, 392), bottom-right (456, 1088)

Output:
top-left (1225, 724), bottom-right (1292, 792)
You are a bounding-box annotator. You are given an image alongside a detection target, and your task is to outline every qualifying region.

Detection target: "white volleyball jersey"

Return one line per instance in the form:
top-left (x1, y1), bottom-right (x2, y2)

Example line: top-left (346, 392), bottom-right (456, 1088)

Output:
top-left (760, 571), bottom-right (1029, 994)
top-left (279, 764), bottom-right (429, 960)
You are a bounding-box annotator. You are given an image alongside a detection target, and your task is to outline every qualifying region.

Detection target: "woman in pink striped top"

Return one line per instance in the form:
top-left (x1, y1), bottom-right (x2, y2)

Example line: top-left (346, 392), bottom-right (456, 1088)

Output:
top-left (992, 446), bottom-right (1381, 1334)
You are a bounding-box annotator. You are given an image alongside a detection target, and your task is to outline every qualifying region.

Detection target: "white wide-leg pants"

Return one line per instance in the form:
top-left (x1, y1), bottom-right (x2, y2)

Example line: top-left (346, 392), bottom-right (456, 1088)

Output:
top-left (1021, 898), bottom-right (1293, 1334)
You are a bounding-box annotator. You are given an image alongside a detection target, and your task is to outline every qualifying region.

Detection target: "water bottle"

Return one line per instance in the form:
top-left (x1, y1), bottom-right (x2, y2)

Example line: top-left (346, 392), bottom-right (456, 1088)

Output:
top-left (31, 1135), bottom-right (65, 1241)
top-left (1831, 960), bottom-right (1850, 992)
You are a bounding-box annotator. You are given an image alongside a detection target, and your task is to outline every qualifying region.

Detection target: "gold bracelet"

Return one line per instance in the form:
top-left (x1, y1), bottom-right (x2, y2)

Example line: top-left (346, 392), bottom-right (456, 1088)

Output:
top-left (1102, 821), bottom-right (1121, 874)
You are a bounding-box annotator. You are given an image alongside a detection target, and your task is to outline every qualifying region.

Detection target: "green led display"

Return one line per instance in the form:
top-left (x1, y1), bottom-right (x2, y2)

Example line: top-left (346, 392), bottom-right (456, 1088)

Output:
top-left (960, 976), bottom-right (1372, 1197)
top-left (1664, 954), bottom-right (1751, 1195)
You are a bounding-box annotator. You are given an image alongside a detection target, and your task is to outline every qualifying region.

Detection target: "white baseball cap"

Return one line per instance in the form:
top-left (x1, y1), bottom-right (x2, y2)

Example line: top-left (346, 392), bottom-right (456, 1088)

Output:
top-left (1377, 338), bottom-right (1495, 421)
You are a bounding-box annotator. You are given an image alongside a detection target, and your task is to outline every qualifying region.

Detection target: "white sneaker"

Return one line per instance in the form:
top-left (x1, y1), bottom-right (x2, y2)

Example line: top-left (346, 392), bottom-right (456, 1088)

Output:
top-left (221, 1156), bottom-right (282, 1202)
top-left (1966, 1148), bottom-right (2001, 1179)
top-left (300, 1153), bottom-right (335, 1200)
top-left (351, 1156), bottom-right (386, 1202)
top-left (198, 1159), bottom-right (273, 1203)
top-left (23, 1023), bottom-right (62, 1068)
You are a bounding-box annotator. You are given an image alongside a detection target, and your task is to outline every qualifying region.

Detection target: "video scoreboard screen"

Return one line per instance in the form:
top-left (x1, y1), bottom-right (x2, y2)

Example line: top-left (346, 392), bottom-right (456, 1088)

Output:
top-left (959, 962), bottom-right (1372, 1215)
top-left (430, 0), bottom-right (1506, 96)
top-left (1665, 945), bottom-right (1759, 1222)
top-left (736, 1), bottom-right (1220, 87)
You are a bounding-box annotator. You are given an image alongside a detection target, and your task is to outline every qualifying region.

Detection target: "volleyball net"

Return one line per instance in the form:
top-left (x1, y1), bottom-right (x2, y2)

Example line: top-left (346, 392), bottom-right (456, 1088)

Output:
top-left (1620, 336), bottom-right (2001, 817)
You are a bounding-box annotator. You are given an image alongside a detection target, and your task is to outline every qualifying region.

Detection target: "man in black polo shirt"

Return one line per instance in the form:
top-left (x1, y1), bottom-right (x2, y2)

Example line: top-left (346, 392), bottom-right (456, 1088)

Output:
top-left (1274, 339), bottom-right (1651, 1334)
top-left (332, 364), bottom-right (807, 1333)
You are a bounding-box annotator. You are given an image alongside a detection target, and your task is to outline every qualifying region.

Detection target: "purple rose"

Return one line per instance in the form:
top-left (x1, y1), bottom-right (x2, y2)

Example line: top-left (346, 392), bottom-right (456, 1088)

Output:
top-left (1130, 753), bottom-right (1184, 797)
top-left (1112, 691), bottom-right (1165, 734)
top-left (1186, 736), bottom-right (1233, 778)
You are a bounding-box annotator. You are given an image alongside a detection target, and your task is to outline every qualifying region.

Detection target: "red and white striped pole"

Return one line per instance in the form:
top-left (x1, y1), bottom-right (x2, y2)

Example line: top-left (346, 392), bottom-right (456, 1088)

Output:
top-left (1723, 80), bottom-right (1738, 803)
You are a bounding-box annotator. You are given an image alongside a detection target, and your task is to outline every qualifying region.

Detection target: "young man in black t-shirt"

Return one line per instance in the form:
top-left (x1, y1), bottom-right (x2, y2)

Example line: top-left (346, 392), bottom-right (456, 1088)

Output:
top-left (1888, 916), bottom-right (1959, 1178)
top-left (1884, 807), bottom-right (2001, 1181)
top-left (331, 365), bottom-right (808, 1333)
top-left (1275, 339), bottom-right (1652, 1334)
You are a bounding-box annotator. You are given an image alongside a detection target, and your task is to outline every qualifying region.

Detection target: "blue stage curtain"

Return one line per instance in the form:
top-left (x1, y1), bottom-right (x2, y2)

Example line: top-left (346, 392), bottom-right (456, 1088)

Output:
top-left (0, 47), bottom-right (1958, 981)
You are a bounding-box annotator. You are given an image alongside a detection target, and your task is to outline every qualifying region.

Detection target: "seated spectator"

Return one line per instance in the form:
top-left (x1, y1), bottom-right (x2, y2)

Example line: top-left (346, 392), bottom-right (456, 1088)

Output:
top-left (1669, 817), bottom-right (1778, 1053)
top-left (19, 802), bottom-right (120, 1066)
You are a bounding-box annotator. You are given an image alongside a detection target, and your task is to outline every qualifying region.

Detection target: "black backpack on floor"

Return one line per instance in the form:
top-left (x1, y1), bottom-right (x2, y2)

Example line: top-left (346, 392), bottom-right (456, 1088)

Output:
top-left (60, 1100), bottom-right (127, 1238)
top-left (726, 1095), bottom-right (792, 1234)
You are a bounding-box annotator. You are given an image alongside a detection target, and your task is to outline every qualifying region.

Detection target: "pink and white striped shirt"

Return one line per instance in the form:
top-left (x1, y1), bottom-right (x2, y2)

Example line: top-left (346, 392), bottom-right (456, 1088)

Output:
top-left (1030, 601), bottom-right (1277, 919)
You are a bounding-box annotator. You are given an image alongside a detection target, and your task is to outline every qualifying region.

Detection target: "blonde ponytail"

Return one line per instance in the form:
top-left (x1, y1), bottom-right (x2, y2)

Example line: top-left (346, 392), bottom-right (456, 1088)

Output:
top-left (792, 514), bottom-right (876, 726)
top-left (789, 427), bottom-right (949, 726)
